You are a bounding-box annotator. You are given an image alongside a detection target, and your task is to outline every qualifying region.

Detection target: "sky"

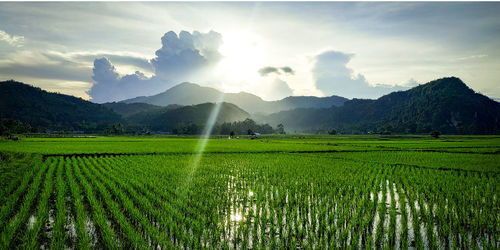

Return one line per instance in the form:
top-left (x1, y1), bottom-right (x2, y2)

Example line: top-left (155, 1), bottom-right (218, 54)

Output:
top-left (0, 2), bottom-right (499, 102)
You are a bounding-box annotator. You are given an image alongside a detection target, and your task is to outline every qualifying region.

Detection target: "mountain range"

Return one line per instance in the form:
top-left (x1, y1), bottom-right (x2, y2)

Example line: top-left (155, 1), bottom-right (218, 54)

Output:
top-left (259, 77), bottom-right (500, 134)
top-left (121, 82), bottom-right (348, 114)
top-left (1, 77), bottom-right (499, 135)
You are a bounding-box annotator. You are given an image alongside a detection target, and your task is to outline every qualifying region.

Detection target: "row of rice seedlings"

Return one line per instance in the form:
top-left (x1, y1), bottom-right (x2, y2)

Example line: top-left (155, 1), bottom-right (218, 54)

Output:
top-left (120, 155), bottom-right (221, 247)
top-left (72, 158), bottom-right (118, 248)
top-left (417, 184), bottom-right (437, 249)
top-left (225, 158), bottom-right (371, 248)
top-left (0, 154), bottom-right (37, 205)
top-left (359, 167), bottom-right (379, 248)
top-left (51, 157), bottom-right (67, 249)
top-left (98, 156), bottom-right (199, 247)
top-left (34, 153), bottom-right (496, 249)
top-left (396, 180), bottom-right (409, 250)
top-left (346, 172), bottom-right (374, 249)
top-left (97, 156), bottom-right (183, 244)
top-left (168, 154), bottom-right (496, 248)
top-left (0, 158), bottom-right (51, 248)
top-left (0, 159), bottom-right (44, 229)
top-left (24, 157), bottom-right (58, 248)
top-left (374, 177), bottom-right (388, 247)
top-left (351, 154), bottom-right (497, 249)
top-left (388, 179), bottom-right (397, 248)
top-left (84, 156), bottom-right (172, 248)
top-left (403, 178), bottom-right (424, 249)
top-left (66, 157), bottom-right (90, 249)
top-left (78, 157), bottom-right (147, 248)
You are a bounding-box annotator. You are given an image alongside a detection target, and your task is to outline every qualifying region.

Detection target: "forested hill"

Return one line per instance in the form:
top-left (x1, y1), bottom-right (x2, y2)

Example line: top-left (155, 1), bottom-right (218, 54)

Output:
top-left (2, 77), bottom-right (499, 135)
top-left (0, 80), bottom-right (252, 134)
top-left (125, 102), bottom-right (250, 132)
top-left (260, 77), bottom-right (500, 134)
top-left (0, 80), bottom-right (121, 131)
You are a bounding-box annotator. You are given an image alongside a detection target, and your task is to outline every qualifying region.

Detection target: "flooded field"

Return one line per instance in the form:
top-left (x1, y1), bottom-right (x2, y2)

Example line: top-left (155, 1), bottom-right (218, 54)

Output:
top-left (0, 135), bottom-right (498, 248)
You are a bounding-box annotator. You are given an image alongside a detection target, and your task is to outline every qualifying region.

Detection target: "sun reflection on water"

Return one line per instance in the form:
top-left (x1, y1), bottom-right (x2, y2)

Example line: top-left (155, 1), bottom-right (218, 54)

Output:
top-left (230, 211), bottom-right (243, 222)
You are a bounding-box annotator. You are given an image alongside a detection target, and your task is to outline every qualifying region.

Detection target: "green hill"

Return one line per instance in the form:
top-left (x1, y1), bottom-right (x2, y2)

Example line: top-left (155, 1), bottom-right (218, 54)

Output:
top-left (0, 80), bottom-right (121, 132)
top-left (126, 102), bottom-right (250, 132)
top-left (102, 102), bottom-right (177, 118)
top-left (260, 77), bottom-right (500, 134)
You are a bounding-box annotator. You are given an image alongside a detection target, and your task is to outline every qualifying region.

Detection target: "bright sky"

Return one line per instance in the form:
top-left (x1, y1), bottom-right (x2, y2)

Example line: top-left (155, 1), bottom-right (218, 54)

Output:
top-left (0, 2), bottom-right (499, 102)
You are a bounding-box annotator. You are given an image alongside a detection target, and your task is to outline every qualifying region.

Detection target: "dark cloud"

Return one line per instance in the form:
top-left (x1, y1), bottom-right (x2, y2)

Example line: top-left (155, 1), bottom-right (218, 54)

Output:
top-left (313, 51), bottom-right (407, 99)
top-left (0, 57), bottom-right (91, 83)
top-left (280, 66), bottom-right (295, 75)
top-left (89, 30), bottom-right (224, 103)
top-left (258, 66), bottom-right (295, 76)
top-left (258, 66), bottom-right (279, 76)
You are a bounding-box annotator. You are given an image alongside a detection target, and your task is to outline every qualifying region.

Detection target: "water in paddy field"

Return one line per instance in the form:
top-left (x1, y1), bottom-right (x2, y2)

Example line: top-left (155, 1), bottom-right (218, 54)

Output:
top-left (3, 140), bottom-right (497, 249)
top-left (214, 171), bottom-right (498, 249)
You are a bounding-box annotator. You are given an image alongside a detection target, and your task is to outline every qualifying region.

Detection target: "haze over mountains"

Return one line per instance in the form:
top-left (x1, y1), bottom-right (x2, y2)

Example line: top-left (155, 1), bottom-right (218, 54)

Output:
top-left (1, 77), bottom-right (499, 135)
top-left (121, 82), bottom-right (348, 114)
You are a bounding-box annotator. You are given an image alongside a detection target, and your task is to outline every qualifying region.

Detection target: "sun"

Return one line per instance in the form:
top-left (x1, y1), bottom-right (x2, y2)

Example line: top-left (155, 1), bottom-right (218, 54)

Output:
top-left (216, 32), bottom-right (264, 92)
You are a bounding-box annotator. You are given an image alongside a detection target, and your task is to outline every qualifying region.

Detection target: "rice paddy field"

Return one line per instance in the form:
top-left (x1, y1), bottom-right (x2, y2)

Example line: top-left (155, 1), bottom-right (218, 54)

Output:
top-left (0, 135), bottom-right (498, 249)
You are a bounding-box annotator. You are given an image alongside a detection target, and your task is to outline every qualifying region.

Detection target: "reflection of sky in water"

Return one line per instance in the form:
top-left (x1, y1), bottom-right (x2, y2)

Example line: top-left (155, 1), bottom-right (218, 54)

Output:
top-left (229, 190), bottom-right (254, 223)
top-left (230, 211), bottom-right (243, 222)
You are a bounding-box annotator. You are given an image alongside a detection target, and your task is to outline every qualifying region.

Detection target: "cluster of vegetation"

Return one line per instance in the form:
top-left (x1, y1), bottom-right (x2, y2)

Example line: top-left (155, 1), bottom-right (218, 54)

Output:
top-left (263, 77), bottom-right (500, 134)
top-left (216, 119), bottom-right (283, 136)
top-left (0, 136), bottom-right (498, 248)
top-left (0, 119), bottom-right (32, 136)
top-left (149, 118), bottom-right (279, 135)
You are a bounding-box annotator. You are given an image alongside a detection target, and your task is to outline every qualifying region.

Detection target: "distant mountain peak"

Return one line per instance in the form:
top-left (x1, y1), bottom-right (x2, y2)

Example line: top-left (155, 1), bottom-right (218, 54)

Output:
top-left (173, 82), bottom-right (206, 88)
top-left (260, 77), bottom-right (500, 134)
top-left (417, 77), bottom-right (472, 92)
top-left (121, 82), bottom-right (348, 114)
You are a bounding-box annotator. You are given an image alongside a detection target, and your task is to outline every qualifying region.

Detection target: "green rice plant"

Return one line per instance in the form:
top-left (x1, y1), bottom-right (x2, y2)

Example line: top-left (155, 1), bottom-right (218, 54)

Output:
top-left (25, 157), bottom-right (58, 249)
top-left (0, 159), bottom-right (51, 248)
top-left (0, 136), bottom-right (498, 248)
top-left (79, 157), bottom-right (147, 248)
top-left (66, 157), bottom-right (90, 249)
top-left (84, 156), bottom-right (172, 248)
top-left (388, 180), bottom-right (397, 248)
top-left (0, 158), bottom-right (44, 230)
top-left (51, 157), bottom-right (67, 249)
top-left (73, 159), bottom-right (118, 248)
top-left (397, 181), bottom-right (409, 250)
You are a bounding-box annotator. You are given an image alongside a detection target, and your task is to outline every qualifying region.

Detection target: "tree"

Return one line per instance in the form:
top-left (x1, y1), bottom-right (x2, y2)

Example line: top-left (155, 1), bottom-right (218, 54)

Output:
top-left (379, 125), bottom-right (393, 135)
top-left (229, 131), bottom-right (235, 138)
top-left (112, 123), bottom-right (125, 134)
top-left (247, 129), bottom-right (254, 135)
top-left (328, 129), bottom-right (337, 135)
top-left (0, 119), bottom-right (31, 136)
top-left (276, 124), bottom-right (285, 134)
top-left (430, 131), bottom-right (440, 138)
